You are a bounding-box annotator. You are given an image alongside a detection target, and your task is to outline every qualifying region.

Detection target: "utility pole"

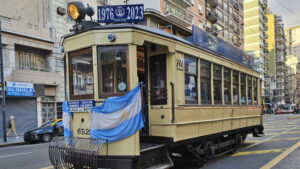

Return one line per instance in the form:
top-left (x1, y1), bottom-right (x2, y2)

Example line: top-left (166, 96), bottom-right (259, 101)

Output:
top-left (0, 20), bottom-right (7, 142)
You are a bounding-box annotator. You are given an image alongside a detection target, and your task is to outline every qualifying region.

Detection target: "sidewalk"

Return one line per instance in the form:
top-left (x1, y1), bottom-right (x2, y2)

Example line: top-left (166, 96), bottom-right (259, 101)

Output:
top-left (0, 136), bottom-right (26, 147)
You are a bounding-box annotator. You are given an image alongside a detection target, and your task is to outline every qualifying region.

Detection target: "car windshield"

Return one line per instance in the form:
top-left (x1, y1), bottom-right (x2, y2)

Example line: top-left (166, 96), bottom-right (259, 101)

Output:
top-left (39, 120), bottom-right (55, 128)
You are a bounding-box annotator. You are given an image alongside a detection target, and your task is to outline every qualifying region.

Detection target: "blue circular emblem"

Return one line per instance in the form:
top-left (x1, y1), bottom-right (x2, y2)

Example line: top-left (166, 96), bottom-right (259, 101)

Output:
top-left (108, 33), bottom-right (116, 42)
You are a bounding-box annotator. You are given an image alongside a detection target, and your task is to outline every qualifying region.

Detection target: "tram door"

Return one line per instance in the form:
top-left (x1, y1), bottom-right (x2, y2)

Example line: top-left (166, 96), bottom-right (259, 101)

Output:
top-left (137, 46), bottom-right (149, 134)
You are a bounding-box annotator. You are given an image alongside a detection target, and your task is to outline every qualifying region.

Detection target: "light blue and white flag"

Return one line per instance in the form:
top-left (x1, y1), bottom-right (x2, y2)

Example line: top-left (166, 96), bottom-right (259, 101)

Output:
top-left (62, 101), bottom-right (72, 137)
top-left (89, 83), bottom-right (144, 142)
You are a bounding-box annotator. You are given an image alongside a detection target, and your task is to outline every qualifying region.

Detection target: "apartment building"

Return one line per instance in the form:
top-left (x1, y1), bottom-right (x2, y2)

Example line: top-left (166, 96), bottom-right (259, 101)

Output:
top-left (243, 0), bottom-right (268, 103)
top-left (285, 25), bottom-right (300, 107)
top-left (274, 16), bottom-right (288, 105)
top-left (108, 0), bottom-right (244, 50)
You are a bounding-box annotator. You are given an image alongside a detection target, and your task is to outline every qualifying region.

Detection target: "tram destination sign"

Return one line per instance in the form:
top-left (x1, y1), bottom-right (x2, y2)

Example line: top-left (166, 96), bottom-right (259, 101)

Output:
top-left (191, 25), bottom-right (254, 69)
top-left (68, 100), bottom-right (95, 112)
top-left (97, 4), bottom-right (144, 23)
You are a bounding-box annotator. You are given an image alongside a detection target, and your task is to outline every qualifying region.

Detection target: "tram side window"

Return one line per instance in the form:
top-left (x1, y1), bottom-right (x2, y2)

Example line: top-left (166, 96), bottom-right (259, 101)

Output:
top-left (69, 48), bottom-right (93, 99)
top-left (253, 78), bottom-right (258, 105)
top-left (185, 56), bottom-right (198, 104)
top-left (200, 60), bottom-right (211, 104)
top-left (224, 68), bottom-right (231, 104)
top-left (213, 64), bottom-right (222, 104)
top-left (241, 73), bottom-right (246, 104)
top-left (233, 71), bottom-right (239, 104)
top-left (98, 46), bottom-right (128, 98)
top-left (248, 76), bottom-right (252, 105)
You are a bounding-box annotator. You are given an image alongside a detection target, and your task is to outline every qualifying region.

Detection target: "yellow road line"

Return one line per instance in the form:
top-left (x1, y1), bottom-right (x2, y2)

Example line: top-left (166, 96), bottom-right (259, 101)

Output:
top-left (40, 166), bottom-right (53, 169)
top-left (288, 116), bottom-right (300, 119)
top-left (232, 148), bottom-right (286, 157)
top-left (270, 137), bottom-right (300, 142)
top-left (260, 140), bottom-right (300, 169)
top-left (245, 140), bottom-right (259, 144)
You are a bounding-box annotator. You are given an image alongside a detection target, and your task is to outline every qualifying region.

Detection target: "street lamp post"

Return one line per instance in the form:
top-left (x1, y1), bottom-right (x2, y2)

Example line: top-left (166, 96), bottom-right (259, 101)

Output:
top-left (0, 20), bottom-right (7, 142)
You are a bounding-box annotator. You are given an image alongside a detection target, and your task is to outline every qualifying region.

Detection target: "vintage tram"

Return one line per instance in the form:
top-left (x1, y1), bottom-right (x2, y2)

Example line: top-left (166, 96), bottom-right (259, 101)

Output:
top-left (49, 2), bottom-right (264, 169)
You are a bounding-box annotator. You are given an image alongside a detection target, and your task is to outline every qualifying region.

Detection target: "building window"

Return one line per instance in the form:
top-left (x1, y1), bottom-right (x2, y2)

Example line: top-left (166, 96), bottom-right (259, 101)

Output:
top-left (233, 71), bottom-right (239, 104)
top-left (248, 76), bottom-right (252, 104)
top-left (15, 45), bottom-right (50, 72)
top-left (98, 46), bottom-right (128, 98)
top-left (241, 73), bottom-right (246, 104)
top-left (224, 2), bottom-right (228, 12)
top-left (185, 56), bottom-right (198, 104)
top-left (229, 7), bottom-right (232, 16)
top-left (253, 78), bottom-right (258, 105)
top-left (216, 9), bottom-right (224, 22)
top-left (224, 68), bottom-right (231, 104)
top-left (229, 19), bottom-right (233, 29)
top-left (224, 15), bottom-right (229, 26)
top-left (41, 96), bottom-right (55, 124)
top-left (69, 48), bottom-right (94, 99)
top-left (198, 20), bottom-right (204, 29)
top-left (217, 24), bottom-right (224, 37)
top-left (198, 3), bottom-right (203, 15)
top-left (150, 54), bottom-right (167, 105)
top-left (230, 32), bottom-right (234, 42)
top-left (224, 29), bottom-right (229, 40)
top-left (201, 60), bottom-right (211, 104)
top-left (213, 64), bottom-right (222, 104)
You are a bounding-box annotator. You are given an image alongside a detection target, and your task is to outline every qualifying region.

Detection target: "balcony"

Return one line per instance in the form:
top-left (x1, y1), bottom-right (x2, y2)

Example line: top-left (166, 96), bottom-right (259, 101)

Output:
top-left (207, 26), bottom-right (218, 36)
top-left (233, 2), bottom-right (239, 11)
top-left (234, 26), bottom-right (240, 34)
top-left (263, 48), bottom-right (269, 54)
top-left (277, 65), bottom-right (284, 70)
top-left (261, 0), bottom-right (267, 7)
top-left (263, 15), bottom-right (268, 22)
top-left (206, 10), bottom-right (218, 23)
top-left (276, 29), bottom-right (284, 35)
top-left (277, 57), bottom-right (285, 63)
top-left (207, 0), bottom-right (218, 8)
top-left (277, 72), bottom-right (284, 76)
top-left (164, 5), bottom-right (192, 27)
top-left (172, 0), bottom-right (193, 9)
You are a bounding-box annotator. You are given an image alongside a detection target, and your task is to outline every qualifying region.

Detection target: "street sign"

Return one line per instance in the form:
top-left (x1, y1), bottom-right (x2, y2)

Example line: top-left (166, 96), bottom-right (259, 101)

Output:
top-left (97, 4), bottom-right (144, 23)
top-left (6, 82), bottom-right (34, 96)
top-left (68, 100), bottom-right (95, 112)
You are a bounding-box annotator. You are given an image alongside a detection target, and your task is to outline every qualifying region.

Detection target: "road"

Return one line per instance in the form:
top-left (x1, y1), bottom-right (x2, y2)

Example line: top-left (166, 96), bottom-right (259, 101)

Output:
top-left (1, 114), bottom-right (300, 169)
top-left (202, 114), bottom-right (300, 169)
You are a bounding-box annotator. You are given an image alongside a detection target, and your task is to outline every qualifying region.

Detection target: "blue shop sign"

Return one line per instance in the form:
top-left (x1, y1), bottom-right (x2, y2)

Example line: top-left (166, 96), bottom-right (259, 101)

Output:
top-left (97, 4), bottom-right (144, 23)
top-left (191, 25), bottom-right (254, 69)
top-left (68, 100), bottom-right (95, 112)
top-left (6, 82), bottom-right (34, 97)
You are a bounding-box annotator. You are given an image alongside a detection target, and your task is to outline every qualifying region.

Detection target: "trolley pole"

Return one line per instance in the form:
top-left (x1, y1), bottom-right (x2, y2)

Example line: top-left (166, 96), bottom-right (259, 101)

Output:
top-left (0, 20), bottom-right (7, 142)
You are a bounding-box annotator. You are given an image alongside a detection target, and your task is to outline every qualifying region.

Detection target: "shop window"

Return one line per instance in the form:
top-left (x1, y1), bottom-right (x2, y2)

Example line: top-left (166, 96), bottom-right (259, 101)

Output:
top-left (233, 71), bottom-right (239, 104)
top-left (253, 78), bottom-right (258, 105)
top-left (224, 68), bottom-right (231, 104)
top-left (248, 76), bottom-right (252, 105)
top-left (185, 56), bottom-right (198, 104)
top-left (201, 60), bottom-right (211, 104)
top-left (241, 73), bottom-right (246, 104)
top-left (98, 46), bottom-right (128, 98)
top-left (69, 48), bottom-right (94, 100)
top-left (213, 64), bottom-right (222, 104)
top-left (150, 54), bottom-right (167, 105)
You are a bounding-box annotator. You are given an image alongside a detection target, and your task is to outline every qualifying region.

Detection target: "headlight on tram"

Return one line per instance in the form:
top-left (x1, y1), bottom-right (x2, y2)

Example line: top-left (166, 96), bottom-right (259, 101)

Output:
top-left (67, 1), bottom-right (86, 21)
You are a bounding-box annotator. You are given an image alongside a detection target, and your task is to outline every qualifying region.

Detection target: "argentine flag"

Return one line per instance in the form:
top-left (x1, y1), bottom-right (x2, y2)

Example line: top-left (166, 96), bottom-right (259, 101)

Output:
top-left (89, 83), bottom-right (144, 142)
top-left (62, 101), bottom-right (72, 137)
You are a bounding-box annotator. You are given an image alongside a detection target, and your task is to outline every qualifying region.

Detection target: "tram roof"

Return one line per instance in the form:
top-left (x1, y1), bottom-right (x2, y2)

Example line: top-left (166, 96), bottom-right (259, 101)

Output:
top-left (64, 23), bottom-right (257, 72)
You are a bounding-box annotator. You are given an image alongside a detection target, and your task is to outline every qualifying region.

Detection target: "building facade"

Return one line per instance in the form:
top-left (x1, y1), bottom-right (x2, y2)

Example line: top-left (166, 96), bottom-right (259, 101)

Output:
top-left (243, 0), bottom-right (268, 103)
top-left (285, 25), bottom-right (300, 107)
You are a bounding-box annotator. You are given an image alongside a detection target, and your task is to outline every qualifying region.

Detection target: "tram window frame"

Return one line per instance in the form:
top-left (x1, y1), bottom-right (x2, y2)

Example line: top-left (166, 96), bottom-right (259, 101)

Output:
top-left (248, 76), bottom-right (252, 105)
top-left (97, 45), bottom-right (129, 98)
top-left (200, 60), bottom-right (211, 105)
top-left (232, 71), bottom-right (239, 104)
top-left (224, 68), bottom-right (231, 104)
top-left (69, 48), bottom-right (94, 100)
top-left (184, 55), bottom-right (198, 104)
top-left (240, 73), bottom-right (246, 105)
top-left (253, 77), bottom-right (258, 105)
top-left (213, 64), bottom-right (222, 104)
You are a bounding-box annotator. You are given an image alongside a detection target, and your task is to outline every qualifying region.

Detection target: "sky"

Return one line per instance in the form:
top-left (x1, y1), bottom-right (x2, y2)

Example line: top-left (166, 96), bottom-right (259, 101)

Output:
top-left (268, 0), bottom-right (300, 28)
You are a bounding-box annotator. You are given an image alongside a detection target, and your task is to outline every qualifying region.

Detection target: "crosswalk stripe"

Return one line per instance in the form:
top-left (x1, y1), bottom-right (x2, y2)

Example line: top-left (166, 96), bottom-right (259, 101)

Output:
top-left (232, 148), bottom-right (286, 157)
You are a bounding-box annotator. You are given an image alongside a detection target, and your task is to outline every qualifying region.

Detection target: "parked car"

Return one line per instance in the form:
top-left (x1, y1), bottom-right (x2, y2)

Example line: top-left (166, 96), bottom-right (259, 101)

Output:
top-left (24, 119), bottom-right (63, 143)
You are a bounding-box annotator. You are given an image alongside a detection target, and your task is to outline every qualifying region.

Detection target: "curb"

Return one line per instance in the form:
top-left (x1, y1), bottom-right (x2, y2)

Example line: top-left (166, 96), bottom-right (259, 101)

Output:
top-left (0, 141), bottom-right (27, 148)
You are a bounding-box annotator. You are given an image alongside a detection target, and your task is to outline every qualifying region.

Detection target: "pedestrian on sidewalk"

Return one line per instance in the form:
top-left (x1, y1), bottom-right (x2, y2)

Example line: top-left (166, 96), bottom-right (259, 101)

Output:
top-left (6, 116), bottom-right (18, 137)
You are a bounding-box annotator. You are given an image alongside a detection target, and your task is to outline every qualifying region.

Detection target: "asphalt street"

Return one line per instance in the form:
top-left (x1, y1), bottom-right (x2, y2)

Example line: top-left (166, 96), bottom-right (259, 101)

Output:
top-left (1, 114), bottom-right (300, 169)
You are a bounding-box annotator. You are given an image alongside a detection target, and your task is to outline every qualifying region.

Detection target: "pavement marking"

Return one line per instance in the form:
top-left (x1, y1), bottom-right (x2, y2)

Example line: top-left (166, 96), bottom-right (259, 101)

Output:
top-left (232, 148), bottom-right (286, 157)
top-left (288, 116), bottom-right (300, 119)
top-left (40, 166), bottom-right (53, 169)
top-left (0, 143), bottom-right (49, 150)
top-left (265, 128), bottom-right (290, 131)
top-left (260, 140), bottom-right (300, 169)
top-left (245, 140), bottom-right (259, 143)
top-left (0, 152), bottom-right (32, 158)
top-left (265, 131), bottom-right (300, 136)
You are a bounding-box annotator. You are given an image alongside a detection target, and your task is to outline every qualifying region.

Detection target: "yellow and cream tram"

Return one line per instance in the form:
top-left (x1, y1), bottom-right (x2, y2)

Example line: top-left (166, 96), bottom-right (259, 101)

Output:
top-left (49, 2), bottom-right (264, 169)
